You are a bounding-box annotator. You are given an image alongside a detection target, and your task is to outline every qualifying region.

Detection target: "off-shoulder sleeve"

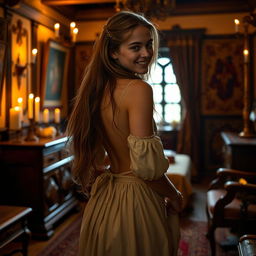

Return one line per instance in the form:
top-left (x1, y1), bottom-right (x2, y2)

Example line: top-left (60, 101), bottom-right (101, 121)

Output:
top-left (127, 134), bottom-right (169, 180)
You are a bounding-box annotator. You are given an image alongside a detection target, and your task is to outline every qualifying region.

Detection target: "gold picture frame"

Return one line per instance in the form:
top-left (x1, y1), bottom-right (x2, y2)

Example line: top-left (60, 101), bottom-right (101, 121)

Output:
top-left (41, 39), bottom-right (70, 109)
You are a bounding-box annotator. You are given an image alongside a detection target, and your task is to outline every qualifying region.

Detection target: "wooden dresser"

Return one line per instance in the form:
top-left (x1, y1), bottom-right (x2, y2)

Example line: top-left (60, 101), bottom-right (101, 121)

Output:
top-left (221, 131), bottom-right (256, 172)
top-left (0, 136), bottom-right (78, 239)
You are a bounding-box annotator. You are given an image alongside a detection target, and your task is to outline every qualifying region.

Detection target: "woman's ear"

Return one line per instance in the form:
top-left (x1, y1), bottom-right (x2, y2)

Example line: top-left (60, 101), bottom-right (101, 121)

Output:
top-left (111, 51), bottom-right (118, 60)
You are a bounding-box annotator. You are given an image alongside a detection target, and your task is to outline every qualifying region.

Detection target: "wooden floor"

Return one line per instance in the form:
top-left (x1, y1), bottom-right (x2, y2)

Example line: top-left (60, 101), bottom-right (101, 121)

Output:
top-left (0, 176), bottom-right (216, 256)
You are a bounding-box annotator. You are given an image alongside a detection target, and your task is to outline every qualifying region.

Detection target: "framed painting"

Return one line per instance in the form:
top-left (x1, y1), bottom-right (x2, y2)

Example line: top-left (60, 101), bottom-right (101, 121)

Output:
top-left (201, 37), bottom-right (244, 115)
top-left (0, 18), bottom-right (7, 111)
top-left (41, 39), bottom-right (70, 108)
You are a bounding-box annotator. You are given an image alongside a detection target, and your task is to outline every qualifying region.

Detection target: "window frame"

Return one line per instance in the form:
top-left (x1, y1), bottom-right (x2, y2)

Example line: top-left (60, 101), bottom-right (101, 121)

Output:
top-left (149, 47), bottom-right (182, 129)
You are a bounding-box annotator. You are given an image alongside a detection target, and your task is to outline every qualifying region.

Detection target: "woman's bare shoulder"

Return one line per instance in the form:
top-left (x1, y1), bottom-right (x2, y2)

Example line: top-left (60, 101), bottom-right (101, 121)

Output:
top-left (126, 79), bottom-right (153, 100)
top-left (126, 80), bottom-right (153, 136)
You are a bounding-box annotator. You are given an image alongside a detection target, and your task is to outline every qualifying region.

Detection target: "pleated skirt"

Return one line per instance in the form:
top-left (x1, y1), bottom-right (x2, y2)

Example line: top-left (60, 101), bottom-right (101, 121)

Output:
top-left (78, 172), bottom-right (180, 256)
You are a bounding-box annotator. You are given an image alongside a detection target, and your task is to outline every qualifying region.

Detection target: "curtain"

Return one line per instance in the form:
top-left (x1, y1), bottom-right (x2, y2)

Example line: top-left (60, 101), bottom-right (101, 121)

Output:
top-left (166, 28), bottom-right (205, 177)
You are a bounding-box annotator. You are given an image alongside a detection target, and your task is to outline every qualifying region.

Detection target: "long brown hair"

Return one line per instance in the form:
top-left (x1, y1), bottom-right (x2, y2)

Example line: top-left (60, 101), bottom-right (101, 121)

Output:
top-left (66, 11), bottom-right (159, 194)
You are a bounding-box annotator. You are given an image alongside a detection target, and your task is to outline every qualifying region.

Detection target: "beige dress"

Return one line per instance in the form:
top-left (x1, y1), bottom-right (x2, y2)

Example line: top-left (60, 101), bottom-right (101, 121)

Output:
top-left (78, 134), bottom-right (180, 256)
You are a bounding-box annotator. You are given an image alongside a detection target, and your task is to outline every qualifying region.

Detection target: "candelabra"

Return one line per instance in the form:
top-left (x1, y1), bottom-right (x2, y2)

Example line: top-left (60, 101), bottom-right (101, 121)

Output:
top-left (238, 12), bottom-right (256, 138)
top-left (25, 118), bottom-right (39, 142)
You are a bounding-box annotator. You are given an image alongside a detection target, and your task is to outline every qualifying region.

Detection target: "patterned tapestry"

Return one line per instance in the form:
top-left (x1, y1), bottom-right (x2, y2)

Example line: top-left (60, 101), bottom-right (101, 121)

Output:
top-left (201, 38), bottom-right (244, 115)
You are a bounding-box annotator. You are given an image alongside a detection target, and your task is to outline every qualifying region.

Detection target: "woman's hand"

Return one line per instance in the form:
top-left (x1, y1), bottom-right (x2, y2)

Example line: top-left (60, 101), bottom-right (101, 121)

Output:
top-left (165, 191), bottom-right (184, 215)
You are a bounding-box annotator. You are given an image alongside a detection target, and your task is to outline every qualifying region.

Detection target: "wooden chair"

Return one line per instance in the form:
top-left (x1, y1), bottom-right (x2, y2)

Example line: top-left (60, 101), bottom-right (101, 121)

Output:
top-left (238, 234), bottom-right (256, 256)
top-left (206, 168), bottom-right (256, 256)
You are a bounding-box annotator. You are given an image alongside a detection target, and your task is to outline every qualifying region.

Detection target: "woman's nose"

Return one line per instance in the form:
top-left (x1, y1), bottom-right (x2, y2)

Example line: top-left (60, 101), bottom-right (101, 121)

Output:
top-left (141, 47), bottom-right (151, 57)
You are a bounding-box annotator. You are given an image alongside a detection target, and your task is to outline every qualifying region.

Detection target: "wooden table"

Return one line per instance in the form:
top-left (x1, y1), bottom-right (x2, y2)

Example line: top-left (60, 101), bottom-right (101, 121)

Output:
top-left (0, 205), bottom-right (32, 256)
top-left (221, 131), bottom-right (256, 172)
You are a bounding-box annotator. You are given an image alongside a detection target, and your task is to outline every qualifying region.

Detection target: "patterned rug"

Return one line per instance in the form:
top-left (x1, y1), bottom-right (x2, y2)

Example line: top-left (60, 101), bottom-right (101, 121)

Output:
top-left (37, 216), bottom-right (236, 256)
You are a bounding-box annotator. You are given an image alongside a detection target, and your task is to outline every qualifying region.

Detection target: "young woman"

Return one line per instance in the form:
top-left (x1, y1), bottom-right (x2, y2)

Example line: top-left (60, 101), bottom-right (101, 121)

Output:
top-left (67, 11), bottom-right (183, 256)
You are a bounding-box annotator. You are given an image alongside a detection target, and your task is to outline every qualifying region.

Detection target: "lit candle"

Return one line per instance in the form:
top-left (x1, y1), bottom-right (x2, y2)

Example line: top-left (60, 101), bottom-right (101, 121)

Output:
top-left (9, 106), bottom-right (22, 130)
top-left (72, 27), bottom-right (78, 42)
top-left (31, 48), bottom-right (38, 63)
top-left (28, 93), bottom-right (34, 119)
top-left (54, 108), bottom-right (61, 123)
top-left (43, 108), bottom-right (49, 124)
top-left (54, 23), bottom-right (60, 37)
top-left (243, 49), bottom-right (249, 63)
top-left (70, 22), bottom-right (76, 37)
top-left (234, 19), bottom-right (240, 33)
top-left (17, 97), bottom-right (23, 121)
top-left (35, 97), bottom-right (40, 122)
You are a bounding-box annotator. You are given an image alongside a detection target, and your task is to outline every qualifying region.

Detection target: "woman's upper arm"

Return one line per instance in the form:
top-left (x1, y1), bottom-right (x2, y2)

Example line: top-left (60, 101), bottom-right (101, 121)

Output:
top-left (126, 81), bottom-right (154, 137)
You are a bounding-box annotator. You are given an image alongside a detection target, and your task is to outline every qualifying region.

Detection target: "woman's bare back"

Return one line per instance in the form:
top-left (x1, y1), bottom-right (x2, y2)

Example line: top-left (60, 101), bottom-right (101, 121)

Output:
top-left (101, 79), bottom-right (135, 173)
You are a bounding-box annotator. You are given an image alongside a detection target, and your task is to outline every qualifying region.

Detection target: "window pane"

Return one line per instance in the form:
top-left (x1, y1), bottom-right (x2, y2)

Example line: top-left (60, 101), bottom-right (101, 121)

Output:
top-left (164, 104), bottom-right (181, 123)
top-left (158, 57), bottom-right (170, 66)
top-left (164, 64), bottom-right (176, 83)
top-left (148, 64), bottom-right (162, 83)
top-left (152, 84), bottom-right (162, 103)
top-left (154, 104), bottom-right (162, 123)
top-left (164, 84), bottom-right (181, 103)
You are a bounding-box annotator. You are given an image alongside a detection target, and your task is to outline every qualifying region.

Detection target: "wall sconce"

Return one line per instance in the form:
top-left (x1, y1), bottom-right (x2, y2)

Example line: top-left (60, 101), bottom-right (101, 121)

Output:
top-left (13, 48), bottom-right (38, 89)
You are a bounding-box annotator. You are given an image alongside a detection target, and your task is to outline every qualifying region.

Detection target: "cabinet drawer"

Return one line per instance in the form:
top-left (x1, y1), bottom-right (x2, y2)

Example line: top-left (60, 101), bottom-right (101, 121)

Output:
top-left (60, 148), bottom-right (71, 159)
top-left (44, 152), bottom-right (60, 167)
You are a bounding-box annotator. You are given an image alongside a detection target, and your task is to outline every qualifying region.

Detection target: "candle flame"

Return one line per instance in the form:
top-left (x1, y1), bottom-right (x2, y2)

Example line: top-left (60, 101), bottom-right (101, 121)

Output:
top-left (14, 106), bottom-right (20, 111)
top-left (54, 23), bottom-right (60, 29)
top-left (70, 22), bottom-right (76, 28)
top-left (73, 28), bottom-right (78, 34)
top-left (243, 49), bottom-right (249, 56)
top-left (234, 19), bottom-right (240, 25)
top-left (32, 48), bottom-right (38, 56)
top-left (29, 93), bottom-right (34, 99)
top-left (35, 96), bottom-right (40, 102)
top-left (17, 97), bottom-right (23, 103)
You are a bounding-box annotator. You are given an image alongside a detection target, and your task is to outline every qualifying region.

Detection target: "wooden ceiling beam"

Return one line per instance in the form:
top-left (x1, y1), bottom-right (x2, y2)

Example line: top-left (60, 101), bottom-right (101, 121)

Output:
top-left (41, 0), bottom-right (114, 5)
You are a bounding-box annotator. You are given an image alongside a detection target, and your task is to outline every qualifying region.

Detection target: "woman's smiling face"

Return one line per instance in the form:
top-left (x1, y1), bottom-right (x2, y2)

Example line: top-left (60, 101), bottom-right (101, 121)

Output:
top-left (112, 25), bottom-right (153, 75)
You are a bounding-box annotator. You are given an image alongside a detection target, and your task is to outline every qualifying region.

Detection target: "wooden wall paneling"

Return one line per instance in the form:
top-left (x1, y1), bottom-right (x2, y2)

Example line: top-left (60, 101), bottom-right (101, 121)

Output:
top-left (202, 117), bottom-right (242, 172)
top-left (74, 42), bottom-right (94, 93)
top-left (5, 9), bottom-right (13, 134)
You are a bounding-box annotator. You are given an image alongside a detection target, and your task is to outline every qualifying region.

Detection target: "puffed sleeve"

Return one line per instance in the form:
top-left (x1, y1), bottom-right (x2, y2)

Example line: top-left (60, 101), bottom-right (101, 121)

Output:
top-left (127, 134), bottom-right (169, 180)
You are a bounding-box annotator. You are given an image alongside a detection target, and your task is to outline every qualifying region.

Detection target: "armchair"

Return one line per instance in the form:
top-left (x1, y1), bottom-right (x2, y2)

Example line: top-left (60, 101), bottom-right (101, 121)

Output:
top-left (206, 168), bottom-right (256, 256)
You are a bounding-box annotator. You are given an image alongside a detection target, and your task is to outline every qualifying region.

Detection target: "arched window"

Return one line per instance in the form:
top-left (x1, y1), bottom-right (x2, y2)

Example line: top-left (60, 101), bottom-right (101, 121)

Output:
top-left (148, 48), bottom-right (182, 129)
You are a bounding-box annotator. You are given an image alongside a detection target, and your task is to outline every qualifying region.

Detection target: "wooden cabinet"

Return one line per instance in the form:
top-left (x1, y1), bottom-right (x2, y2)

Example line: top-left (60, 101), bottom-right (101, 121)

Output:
top-left (221, 131), bottom-right (256, 172)
top-left (0, 136), bottom-right (78, 239)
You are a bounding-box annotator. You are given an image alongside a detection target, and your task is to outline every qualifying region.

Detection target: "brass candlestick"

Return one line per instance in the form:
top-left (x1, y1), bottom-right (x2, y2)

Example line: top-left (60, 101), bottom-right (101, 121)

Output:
top-left (55, 123), bottom-right (62, 136)
top-left (239, 15), bottom-right (255, 138)
top-left (25, 118), bottom-right (39, 142)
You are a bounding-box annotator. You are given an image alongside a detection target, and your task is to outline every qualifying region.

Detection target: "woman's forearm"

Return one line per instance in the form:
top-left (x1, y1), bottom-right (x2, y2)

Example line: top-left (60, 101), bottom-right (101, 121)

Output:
top-left (144, 174), bottom-right (183, 212)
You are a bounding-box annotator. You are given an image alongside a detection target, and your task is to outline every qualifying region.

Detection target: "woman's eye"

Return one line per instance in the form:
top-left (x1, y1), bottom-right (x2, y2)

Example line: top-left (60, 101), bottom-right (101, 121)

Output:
top-left (147, 43), bottom-right (153, 49)
top-left (131, 46), bottom-right (140, 51)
